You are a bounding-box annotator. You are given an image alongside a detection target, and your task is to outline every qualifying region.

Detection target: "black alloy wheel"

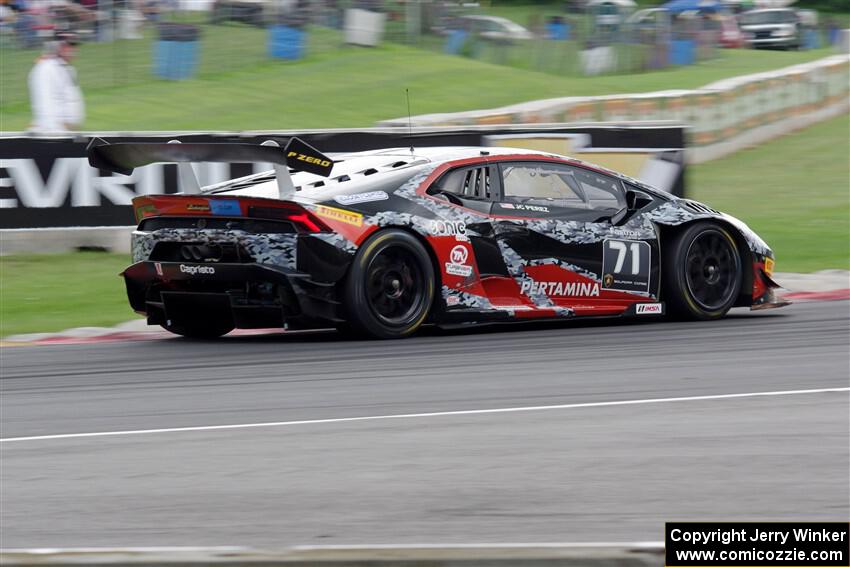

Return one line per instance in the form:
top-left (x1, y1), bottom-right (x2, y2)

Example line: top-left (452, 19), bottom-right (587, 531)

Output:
top-left (343, 229), bottom-right (435, 339)
top-left (685, 230), bottom-right (739, 311)
top-left (663, 222), bottom-right (743, 320)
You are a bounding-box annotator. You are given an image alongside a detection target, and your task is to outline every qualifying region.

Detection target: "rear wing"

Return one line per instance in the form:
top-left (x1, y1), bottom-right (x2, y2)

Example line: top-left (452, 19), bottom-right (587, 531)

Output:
top-left (86, 136), bottom-right (334, 200)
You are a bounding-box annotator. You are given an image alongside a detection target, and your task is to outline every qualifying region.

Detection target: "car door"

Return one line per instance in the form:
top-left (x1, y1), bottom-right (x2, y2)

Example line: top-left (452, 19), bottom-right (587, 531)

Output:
top-left (490, 159), bottom-right (660, 315)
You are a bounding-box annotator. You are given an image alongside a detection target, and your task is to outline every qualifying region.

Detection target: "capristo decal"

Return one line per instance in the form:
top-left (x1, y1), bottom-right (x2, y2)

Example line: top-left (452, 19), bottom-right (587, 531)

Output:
top-left (520, 280), bottom-right (600, 297)
top-left (333, 191), bottom-right (389, 205)
top-left (180, 264), bottom-right (215, 275)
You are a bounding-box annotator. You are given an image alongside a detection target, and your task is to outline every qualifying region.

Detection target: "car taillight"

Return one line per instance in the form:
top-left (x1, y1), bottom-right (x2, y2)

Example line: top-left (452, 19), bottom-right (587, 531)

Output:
top-left (247, 205), bottom-right (329, 233)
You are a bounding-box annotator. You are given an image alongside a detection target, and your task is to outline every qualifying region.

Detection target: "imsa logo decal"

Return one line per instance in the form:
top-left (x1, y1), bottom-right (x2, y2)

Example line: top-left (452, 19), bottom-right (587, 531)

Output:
top-left (635, 302), bottom-right (662, 315)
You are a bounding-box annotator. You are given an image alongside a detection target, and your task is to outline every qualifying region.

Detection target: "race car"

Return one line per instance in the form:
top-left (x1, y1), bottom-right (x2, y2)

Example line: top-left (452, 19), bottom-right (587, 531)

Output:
top-left (88, 137), bottom-right (788, 339)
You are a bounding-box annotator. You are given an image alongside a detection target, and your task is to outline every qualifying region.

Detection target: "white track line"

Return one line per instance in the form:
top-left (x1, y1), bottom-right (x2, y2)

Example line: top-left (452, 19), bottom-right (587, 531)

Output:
top-left (1, 387), bottom-right (846, 444)
top-left (290, 542), bottom-right (665, 550)
top-left (0, 547), bottom-right (247, 554)
top-left (0, 543), bottom-right (663, 554)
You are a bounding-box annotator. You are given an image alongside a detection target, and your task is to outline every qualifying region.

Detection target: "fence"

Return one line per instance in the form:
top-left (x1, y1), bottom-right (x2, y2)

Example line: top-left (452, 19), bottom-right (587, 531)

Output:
top-left (2, 0), bottom-right (843, 115)
top-left (380, 52), bottom-right (850, 158)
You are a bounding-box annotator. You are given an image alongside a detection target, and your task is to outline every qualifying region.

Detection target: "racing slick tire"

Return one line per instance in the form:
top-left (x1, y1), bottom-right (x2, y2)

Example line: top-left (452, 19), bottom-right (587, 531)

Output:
top-left (662, 221), bottom-right (742, 320)
top-left (343, 229), bottom-right (436, 339)
top-left (161, 321), bottom-right (234, 339)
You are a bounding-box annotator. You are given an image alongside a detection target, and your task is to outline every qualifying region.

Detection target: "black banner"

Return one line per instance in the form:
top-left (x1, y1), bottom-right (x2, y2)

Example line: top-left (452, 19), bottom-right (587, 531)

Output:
top-left (0, 126), bottom-right (686, 229)
top-left (666, 522), bottom-right (850, 567)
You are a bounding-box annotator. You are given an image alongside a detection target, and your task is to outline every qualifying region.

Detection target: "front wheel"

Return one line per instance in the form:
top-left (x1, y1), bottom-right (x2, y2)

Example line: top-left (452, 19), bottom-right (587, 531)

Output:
top-left (662, 222), bottom-right (742, 320)
top-left (343, 229), bottom-right (435, 339)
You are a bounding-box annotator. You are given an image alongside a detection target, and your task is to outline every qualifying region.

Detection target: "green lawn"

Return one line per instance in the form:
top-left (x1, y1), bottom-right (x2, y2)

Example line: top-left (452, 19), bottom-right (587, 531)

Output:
top-left (0, 252), bottom-right (135, 338)
top-left (0, 19), bottom-right (838, 132)
top-left (1, 114), bottom-right (847, 337)
top-left (691, 113), bottom-right (850, 273)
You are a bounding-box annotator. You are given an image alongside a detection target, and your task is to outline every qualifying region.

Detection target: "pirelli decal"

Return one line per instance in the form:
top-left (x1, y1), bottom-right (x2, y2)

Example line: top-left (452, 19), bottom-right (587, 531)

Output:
top-left (315, 205), bottom-right (363, 227)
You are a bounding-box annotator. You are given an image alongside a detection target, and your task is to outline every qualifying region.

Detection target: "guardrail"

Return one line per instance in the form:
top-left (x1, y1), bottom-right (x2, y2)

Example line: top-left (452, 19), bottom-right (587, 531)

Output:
top-left (0, 544), bottom-right (665, 566)
top-left (380, 52), bottom-right (850, 163)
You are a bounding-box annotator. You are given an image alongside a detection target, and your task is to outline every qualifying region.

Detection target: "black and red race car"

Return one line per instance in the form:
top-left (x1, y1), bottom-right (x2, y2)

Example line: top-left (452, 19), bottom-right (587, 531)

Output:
top-left (88, 137), bottom-right (787, 339)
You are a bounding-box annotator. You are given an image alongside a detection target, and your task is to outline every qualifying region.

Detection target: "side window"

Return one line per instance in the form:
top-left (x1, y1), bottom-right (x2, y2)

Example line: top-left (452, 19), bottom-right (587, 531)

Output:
top-left (500, 161), bottom-right (624, 211)
top-left (572, 168), bottom-right (623, 211)
top-left (432, 166), bottom-right (491, 200)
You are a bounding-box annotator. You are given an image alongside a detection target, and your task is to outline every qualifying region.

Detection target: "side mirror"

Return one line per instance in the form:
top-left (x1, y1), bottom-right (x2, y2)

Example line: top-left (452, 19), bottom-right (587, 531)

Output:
top-left (625, 190), bottom-right (638, 211)
top-left (611, 190), bottom-right (652, 226)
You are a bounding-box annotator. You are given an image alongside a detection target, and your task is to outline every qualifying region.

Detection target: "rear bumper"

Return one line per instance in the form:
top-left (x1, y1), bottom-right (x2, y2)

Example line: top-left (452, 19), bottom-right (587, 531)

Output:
top-left (123, 261), bottom-right (341, 330)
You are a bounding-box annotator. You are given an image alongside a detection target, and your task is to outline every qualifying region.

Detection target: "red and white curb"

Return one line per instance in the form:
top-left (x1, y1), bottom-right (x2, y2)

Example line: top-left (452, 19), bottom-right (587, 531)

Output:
top-left (2, 271), bottom-right (847, 347)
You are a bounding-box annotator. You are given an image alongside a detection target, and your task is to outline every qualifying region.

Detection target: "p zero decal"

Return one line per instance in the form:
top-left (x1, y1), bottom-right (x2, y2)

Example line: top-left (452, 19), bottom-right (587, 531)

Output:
top-left (315, 205), bottom-right (364, 227)
top-left (602, 239), bottom-right (651, 294)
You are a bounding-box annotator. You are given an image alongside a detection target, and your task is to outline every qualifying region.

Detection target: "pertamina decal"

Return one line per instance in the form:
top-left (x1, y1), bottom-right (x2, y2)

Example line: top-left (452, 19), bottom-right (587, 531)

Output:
top-left (521, 280), bottom-right (600, 297)
top-left (445, 244), bottom-right (473, 277)
top-left (315, 205), bottom-right (363, 227)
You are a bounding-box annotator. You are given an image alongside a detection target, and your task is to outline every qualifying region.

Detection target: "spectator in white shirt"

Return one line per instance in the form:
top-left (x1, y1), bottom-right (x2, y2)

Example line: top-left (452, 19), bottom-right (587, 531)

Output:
top-left (28, 31), bottom-right (85, 133)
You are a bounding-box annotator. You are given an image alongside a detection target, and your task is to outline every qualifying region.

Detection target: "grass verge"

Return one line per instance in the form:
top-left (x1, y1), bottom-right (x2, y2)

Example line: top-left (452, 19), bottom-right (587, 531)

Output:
top-left (0, 114), bottom-right (847, 337)
top-left (0, 252), bottom-right (136, 338)
top-left (690, 113), bottom-right (850, 273)
top-left (0, 22), bottom-right (838, 132)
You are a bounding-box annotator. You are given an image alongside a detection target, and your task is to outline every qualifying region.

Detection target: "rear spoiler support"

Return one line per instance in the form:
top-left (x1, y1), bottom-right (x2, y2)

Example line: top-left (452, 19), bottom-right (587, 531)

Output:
top-left (86, 136), bottom-right (334, 200)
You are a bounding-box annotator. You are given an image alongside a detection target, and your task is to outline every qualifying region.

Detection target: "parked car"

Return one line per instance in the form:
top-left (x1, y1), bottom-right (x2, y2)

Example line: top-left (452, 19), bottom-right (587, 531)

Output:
top-left (458, 15), bottom-right (535, 41)
top-left (739, 8), bottom-right (801, 49)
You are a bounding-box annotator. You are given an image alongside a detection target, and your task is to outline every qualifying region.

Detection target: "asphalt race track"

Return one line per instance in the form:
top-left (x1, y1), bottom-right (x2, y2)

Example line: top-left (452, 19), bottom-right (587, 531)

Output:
top-left (1, 301), bottom-right (848, 548)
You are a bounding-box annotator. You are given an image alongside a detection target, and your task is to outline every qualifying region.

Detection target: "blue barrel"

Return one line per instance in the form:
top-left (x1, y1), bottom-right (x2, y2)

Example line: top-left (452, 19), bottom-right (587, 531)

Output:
top-left (268, 25), bottom-right (305, 60)
top-left (444, 29), bottom-right (468, 54)
top-left (546, 21), bottom-right (570, 40)
top-left (669, 39), bottom-right (695, 66)
top-left (803, 29), bottom-right (820, 49)
top-left (154, 23), bottom-right (200, 80)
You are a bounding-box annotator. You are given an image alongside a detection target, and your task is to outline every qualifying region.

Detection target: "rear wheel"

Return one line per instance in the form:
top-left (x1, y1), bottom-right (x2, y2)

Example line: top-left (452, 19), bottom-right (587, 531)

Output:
top-left (343, 229), bottom-right (435, 339)
top-left (663, 222), bottom-right (742, 320)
